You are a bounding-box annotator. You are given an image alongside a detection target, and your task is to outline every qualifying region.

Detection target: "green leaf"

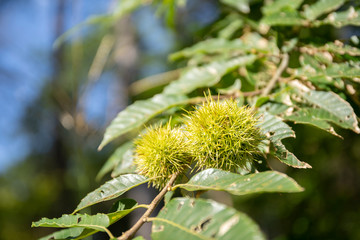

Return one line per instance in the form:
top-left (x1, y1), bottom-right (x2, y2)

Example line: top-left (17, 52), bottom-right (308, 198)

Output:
top-left (98, 94), bottom-right (188, 150)
top-left (111, 147), bottom-right (136, 177)
top-left (133, 237), bottom-right (146, 240)
top-left (272, 141), bottom-right (312, 168)
top-left (39, 227), bottom-right (85, 240)
top-left (170, 33), bottom-right (277, 61)
top-left (317, 7), bottom-right (360, 27)
top-left (296, 90), bottom-right (360, 133)
top-left (257, 111), bottom-right (311, 168)
top-left (262, 0), bottom-right (303, 16)
top-left (97, 142), bottom-right (134, 180)
top-left (32, 214), bottom-right (110, 232)
top-left (260, 102), bottom-right (290, 115)
top-left (39, 199), bottom-right (142, 240)
top-left (151, 198), bottom-right (265, 240)
top-left (284, 108), bottom-right (342, 137)
top-left (74, 174), bottom-right (150, 213)
top-left (294, 60), bottom-right (360, 82)
top-left (218, 18), bottom-right (243, 39)
top-left (313, 42), bottom-right (360, 56)
top-left (163, 55), bottom-right (256, 95)
top-left (107, 198), bottom-right (139, 224)
top-left (221, 0), bottom-right (250, 13)
top-left (303, 0), bottom-right (345, 21)
top-left (174, 169), bottom-right (303, 195)
top-left (218, 79), bottom-right (242, 95)
top-left (262, 11), bottom-right (306, 26)
top-left (257, 111), bottom-right (295, 141)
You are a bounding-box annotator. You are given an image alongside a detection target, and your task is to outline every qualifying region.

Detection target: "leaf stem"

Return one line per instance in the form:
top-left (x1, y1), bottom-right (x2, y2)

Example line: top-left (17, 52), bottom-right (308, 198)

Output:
top-left (261, 53), bottom-right (289, 96)
top-left (117, 173), bottom-right (178, 240)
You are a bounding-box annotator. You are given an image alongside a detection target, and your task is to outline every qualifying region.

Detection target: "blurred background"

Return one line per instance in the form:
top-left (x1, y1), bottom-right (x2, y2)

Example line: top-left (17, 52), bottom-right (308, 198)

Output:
top-left (0, 0), bottom-right (359, 239)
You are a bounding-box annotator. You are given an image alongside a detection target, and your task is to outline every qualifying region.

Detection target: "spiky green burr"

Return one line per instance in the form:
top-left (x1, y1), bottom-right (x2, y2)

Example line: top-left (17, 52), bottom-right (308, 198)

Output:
top-left (185, 97), bottom-right (264, 172)
top-left (134, 123), bottom-right (191, 189)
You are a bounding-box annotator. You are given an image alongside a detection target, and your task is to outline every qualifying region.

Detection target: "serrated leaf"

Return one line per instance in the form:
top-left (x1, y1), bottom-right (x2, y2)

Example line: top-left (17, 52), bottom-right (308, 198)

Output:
top-left (39, 199), bottom-right (142, 240)
top-left (39, 227), bottom-right (85, 240)
top-left (303, 0), bottom-right (345, 21)
top-left (221, 0), bottom-right (250, 13)
top-left (111, 147), bottom-right (136, 177)
top-left (257, 111), bottom-right (311, 168)
top-left (317, 42), bottom-right (360, 56)
top-left (163, 55), bottom-right (256, 95)
top-left (297, 90), bottom-right (360, 133)
top-left (152, 198), bottom-right (265, 240)
top-left (97, 142), bottom-right (134, 180)
top-left (294, 60), bottom-right (360, 84)
top-left (74, 174), bottom-right (149, 213)
top-left (32, 214), bottom-right (110, 232)
top-left (284, 108), bottom-right (342, 137)
top-left (98, 94), bottom-right (188, 150)
top-left (260, 102), bottom-right (290, 115)
top-left (174, 169), bottom-right (303, 195)
top-left (262, 0), bottom-right (303, 16)
top-left (272, 141), bottom-right (312, 168)
top-left (262, 11), bottom-right (306, 26)
top-left (318, 7), bottom-right (360, 27)
top-left (257, 111), bottom-right (295, 141)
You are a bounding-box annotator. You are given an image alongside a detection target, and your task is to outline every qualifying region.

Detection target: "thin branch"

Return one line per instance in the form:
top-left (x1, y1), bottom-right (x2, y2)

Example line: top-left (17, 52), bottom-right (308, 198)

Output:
top-left (118, 173), bottom-right (178, 240)
top-left (261, 53), bottom-right (289, 96)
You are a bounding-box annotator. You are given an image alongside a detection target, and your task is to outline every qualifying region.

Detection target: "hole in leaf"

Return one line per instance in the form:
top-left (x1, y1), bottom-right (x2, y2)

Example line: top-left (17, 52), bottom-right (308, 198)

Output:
top-left (194, 218), bottom-right (212, 232)
top-left (269, 131), bottom-right (275, 136)
top-left (77, 217), bottom-right (82, 223)
top-left (345, 115), bottom-right (351, 120)
top-left (339, 120), bottom-right (343, 123)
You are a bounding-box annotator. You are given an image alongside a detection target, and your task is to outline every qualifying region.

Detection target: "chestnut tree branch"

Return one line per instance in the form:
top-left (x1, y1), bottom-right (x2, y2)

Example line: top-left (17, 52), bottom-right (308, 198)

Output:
top-left (118, 173), bottom-right (178, 240)
top-left (261, 53), bottom-right (289, 96)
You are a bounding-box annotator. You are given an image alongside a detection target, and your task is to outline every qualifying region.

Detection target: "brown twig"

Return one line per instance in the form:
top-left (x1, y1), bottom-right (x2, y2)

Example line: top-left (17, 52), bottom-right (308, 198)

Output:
top-left (118, 173), bottom-right (178, 240)
top-left (261, 53), bottom-right (289, 96)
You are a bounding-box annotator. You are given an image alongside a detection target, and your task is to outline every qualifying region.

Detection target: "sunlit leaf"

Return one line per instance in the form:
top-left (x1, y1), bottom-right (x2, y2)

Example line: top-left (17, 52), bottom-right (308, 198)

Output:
top-left (272, 141), bottom-right (312, 168)
top-left (262, 11), bottom-right (306, 26)
top-left (284, 108), bottom-right (342, 137)
top-left (296, 90), bottom-right (360, 133)
top-left (32, 214), bottom-right (110, 232)
top-left (152, 198), bottom-right (265, 240)
top-left (257, 111), bottom-right (311, 168)
top-left (303, 0), bottom-right (345, 21)
top-left (305, 42), bottom-right (360, 56)
top-left (257, 111), bottom-right (295, 141)
top-left (170, 34), bottom-right (277, 61)
top-left (221, 0), bottom-right (250, 13)
top-left (317, 7), bottom-right (360, 27)
top-left (97, 142), bottom-right (134, 180)
top-left (111, 147), bottom-right (136, 177)
top-left (163, 55), bottom-right (256, 95)
top-left (74, 174), bottom-right (149, 213)
top-left (39, 199), bottom-right (142, 240)
top-left (98, 94), bottom-right (188, 150)
top-left (174, 169), bottom-right (303, 195)
top-left (262, 0), bottom-right (303, 16)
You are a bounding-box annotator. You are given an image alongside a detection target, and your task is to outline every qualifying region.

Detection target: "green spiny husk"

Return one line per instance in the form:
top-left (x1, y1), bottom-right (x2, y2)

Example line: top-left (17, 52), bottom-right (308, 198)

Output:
top-left (134, 123), bottom-right (191, 189)
top-left (185, 97), bottom-right (264, 172)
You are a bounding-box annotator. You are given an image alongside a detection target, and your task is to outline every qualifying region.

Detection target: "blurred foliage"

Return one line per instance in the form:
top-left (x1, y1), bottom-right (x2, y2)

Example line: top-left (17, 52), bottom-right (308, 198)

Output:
top-left (1, 0), bottom-right (360, 239)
